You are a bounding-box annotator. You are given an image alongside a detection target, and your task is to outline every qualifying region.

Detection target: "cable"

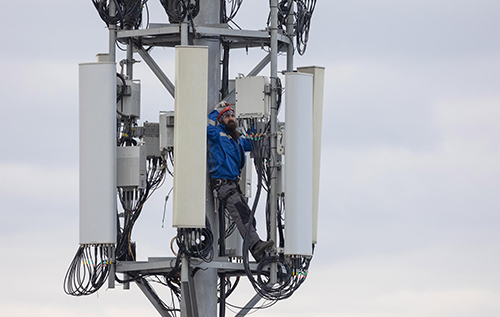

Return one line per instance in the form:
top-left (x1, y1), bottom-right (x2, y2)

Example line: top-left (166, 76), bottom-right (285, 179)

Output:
top-left (92, 0), bottom-right (147, 30)
top-left (162, 187), bottom-right (174, 228)
top-left (221, 0), bottom-right (244, 24)
top-left (236, 116), bottom-right (314, 301)
top-left (270, 0), bottom-right (317, 55)
top-left (116, 156), bottom-right (168, 261)
top-left (277, 0), bottom-right (293, 31)
top-left (175, 217), bottom-right (214, 262)
top-left (116, 72), bottom-right (127, 103)
top-left (165, 149), bottom-right (175, 177)
top-left (160, 0), bottom-right (200, 23)
top-left (64, 245), bottom-right (112, 296)
top-left (295, 0), bottom-right (316, 55)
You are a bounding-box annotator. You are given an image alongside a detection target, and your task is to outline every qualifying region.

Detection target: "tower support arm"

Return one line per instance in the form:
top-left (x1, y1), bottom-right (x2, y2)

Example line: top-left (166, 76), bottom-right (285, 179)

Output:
top-left (137, 48), bottom-right (176, 98)
top-left (235, 294), bottom-right (263, 317)
top-left (135, 278), bottom-right (175, 317)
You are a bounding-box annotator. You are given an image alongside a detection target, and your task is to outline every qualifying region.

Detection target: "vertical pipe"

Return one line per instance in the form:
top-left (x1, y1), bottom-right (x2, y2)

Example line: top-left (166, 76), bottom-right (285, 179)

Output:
top-left (180, 255), bottom-right (191, 316)
top-left (127, 39), bottom-right (134, 79)
top-left (193, 2), bottom-right (221, 316)
top-left (107, 0), bottom-right (117, 289)
top-left (180, 21), bottom-right (189, 45)
top-left (221, 44), bottom-right (230, 99)
top-left (124, 9), bottom-right (133, 293)
top-left (219, 273), bottom-right (226, 317)
top-left (269, 0), bottom-right (279, 285)
top-left (282, 0), bottom-right (295, 257)
top-left (108, 245), bottom-right (115, 289)
top-left (286, 0), bottom-right (294, 71)
top-left (218, 200), bottom-right (226, 317)
top-left (123, 195), bottom-right (132, 290)
top-left (109, 1), bottom-right (116, 63)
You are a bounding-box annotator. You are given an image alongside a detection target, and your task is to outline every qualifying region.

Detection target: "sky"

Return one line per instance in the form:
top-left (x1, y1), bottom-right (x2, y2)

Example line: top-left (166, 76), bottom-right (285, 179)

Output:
top-left (1, 0), bottom-right (499, 316)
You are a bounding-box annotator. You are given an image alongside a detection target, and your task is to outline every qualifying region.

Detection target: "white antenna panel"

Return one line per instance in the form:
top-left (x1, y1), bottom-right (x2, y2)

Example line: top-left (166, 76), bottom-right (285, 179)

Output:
top-left (284, 72), bottom-right (313, 256)
top-left (297, 66), bottom-right (325, 244)
top-left (172, 46), bottom-right (208, 228)
top-left (79, 62), bottom-right (117, 245)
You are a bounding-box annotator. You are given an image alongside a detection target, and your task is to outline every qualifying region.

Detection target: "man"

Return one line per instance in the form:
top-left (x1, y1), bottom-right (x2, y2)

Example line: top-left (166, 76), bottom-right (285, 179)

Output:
top-left (207, 101), bottom-right (274, 262)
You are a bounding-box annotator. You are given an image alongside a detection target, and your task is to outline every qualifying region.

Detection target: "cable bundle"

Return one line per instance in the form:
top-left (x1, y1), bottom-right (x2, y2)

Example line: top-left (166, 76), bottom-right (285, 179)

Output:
top-left (272, 0), bottom-right (317, 55)
top-left (294, 0), bottom-right (316, 55)
top-left (64, 245), bottom-right (112, 296)
top-left (116, 156), bottom-right (167, 261)
top-left (92, 0), bottom-right (148, 29)
top-left (236, 97), bottom-right (313, 301)
top-left (175, 219), bottom-right (214, 262)
top-left (164, 149), bottom-right (175, 177)
top-left (221, 0), bottom-right (244, 24)
top-left (217, 275), bottom-right (241, 311)
top-left (277, 0), bottom-right (293, 31)
top-left (159, 0), bottom-right (199, 23)
top-left (139, 276), bottom-right (181, 315)
top-left (243, 253), bottom-right (311, 300)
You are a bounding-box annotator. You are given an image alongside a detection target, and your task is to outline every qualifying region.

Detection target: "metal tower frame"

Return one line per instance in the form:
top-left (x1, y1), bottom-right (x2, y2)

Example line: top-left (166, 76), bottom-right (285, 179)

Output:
top-left (105, 1), bottom-right (297, 316)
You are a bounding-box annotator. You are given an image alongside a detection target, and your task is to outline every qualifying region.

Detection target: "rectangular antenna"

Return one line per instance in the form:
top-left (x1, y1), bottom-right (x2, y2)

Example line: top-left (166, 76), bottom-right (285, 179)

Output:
top-left (172, 46), bottom-right (209, 228)
top-left (79, 62), bottom-right (117, 244)
top-left (297, 66), bottom-right (325, 244)
top-left (284, 72), bottom-right (313, 256)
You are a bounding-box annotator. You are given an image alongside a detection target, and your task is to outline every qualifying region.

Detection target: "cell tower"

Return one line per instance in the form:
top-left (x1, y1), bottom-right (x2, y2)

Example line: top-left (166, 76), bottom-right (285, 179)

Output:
top-left (64, 1), bottom-right (324, 316)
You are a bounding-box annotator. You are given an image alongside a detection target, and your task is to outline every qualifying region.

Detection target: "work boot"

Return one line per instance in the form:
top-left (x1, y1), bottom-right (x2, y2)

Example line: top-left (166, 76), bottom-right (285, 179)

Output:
top-left (251, 240), bottom-right (274, 262)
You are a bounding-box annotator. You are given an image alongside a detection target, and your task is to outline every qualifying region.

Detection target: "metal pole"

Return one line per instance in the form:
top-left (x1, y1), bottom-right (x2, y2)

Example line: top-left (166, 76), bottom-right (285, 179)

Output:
top-left (127, 39), bottom-right (134, 79)
top-left (286, 0), bottom-right (294, 71)
top-left (181, 256), bottom-right (198, 317)
top-left (193, 1), bottom-right (220, 316)
top-left (218, 203), bottom-right (226, 317)
top-left (108, 245), bottom-right (115, 289)
top-left (108, 0), bottom-right (116, 63)
top-left (108, 0), bottom-right (117, 289)
top-left (123, 197), bottom-right (132, 290)
top-left (221, 43), bottom-right (230, 99)
top-left (180, 16), bottom-right (189, 45)
top-left (269, 0), bottom-right (279, 285)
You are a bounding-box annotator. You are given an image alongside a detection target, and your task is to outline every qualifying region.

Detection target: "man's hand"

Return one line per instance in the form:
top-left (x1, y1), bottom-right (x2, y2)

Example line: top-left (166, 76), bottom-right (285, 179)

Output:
top-left (214, 101), bottom-right (227, 113)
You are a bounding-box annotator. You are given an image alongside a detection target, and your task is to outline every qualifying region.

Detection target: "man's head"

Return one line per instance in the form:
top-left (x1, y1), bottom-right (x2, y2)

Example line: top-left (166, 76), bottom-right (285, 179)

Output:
top-left (217, 106), bottom-right (237, 131)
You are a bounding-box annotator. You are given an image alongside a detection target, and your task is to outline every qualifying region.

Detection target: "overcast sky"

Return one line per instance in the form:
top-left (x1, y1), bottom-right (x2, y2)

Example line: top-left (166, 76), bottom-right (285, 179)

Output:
top-left (1, 0), bottom-right (499, 316)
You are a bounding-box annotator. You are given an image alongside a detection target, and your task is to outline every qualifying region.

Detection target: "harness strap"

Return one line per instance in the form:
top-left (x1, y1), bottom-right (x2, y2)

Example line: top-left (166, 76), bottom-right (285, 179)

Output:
top-left (219, 187), bottom-right (239, 205)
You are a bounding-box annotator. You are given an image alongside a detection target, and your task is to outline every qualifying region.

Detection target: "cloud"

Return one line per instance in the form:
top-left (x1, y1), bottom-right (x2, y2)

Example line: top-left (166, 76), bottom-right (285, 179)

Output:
top-left (322, 0), bottom-right (500, 60)
top-left (315, 91), bottom-right (500, 264)
top-left (434, 96), bottom-right (500, 151)
top-left (0, 163), bottom-right (77, 200)
top-left (292, 243), bottom-right (500, 317)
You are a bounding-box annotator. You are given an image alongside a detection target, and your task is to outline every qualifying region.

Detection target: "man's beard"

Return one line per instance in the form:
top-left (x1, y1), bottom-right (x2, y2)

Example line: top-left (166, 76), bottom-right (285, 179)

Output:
top-left (225, 120), bottom-right (240, 140)
top-left (226, 120), bottom-right (237, 132)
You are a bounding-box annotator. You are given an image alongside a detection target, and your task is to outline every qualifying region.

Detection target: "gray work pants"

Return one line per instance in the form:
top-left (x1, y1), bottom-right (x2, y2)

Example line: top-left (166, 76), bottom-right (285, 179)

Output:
top-left (215, 181), bottom-right (261, 249)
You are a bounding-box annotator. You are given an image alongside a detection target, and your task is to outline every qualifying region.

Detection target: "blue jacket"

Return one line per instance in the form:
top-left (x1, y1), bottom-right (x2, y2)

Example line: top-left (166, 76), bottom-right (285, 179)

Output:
top-left (207, 109), bottom-right (252, 180)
